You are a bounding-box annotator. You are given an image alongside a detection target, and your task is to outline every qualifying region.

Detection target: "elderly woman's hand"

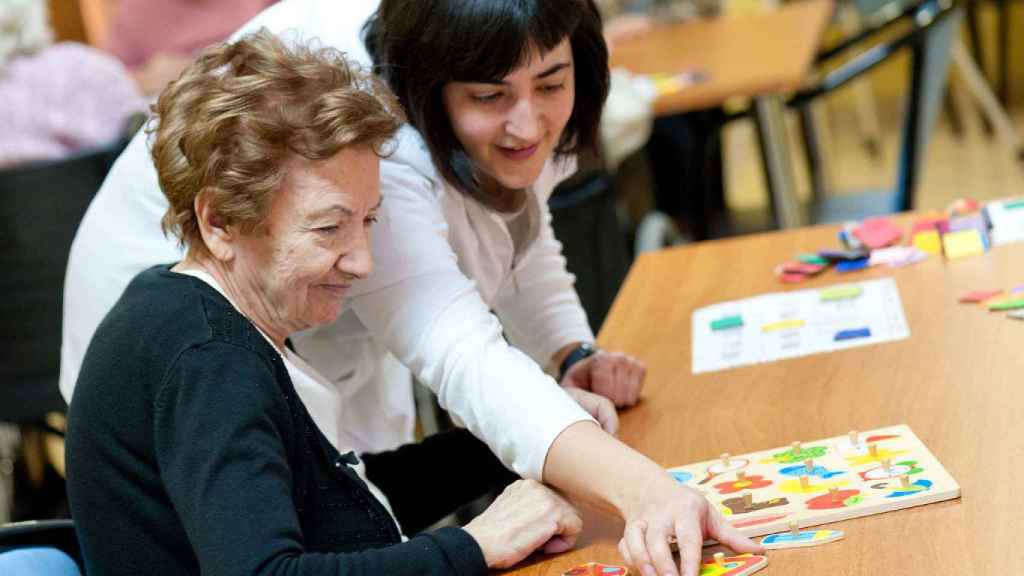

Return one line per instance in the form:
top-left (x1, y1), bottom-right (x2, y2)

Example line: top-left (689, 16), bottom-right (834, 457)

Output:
top-left (561, 350), bottom-right (646, 408)
top-left (617, 478), bottom-right (762, 576)
top-left (463, 479), bottom-right (583, 569)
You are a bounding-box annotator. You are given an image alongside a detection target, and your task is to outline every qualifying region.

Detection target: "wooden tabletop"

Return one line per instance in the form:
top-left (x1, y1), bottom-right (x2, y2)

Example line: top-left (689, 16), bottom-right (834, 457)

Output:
top-left (504, 214), bottom-right (1024, 574)
top-left (608, 0), bottom-right (834, 116)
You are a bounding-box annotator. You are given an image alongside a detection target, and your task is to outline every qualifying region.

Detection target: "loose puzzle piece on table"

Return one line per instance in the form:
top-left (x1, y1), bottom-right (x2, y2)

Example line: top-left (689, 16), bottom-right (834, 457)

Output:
top-left (562, 562), bottom-right (629, 576)
top-left (699, 554), bottom-right (768, 576)
top-left (666, 425), bottom-right (960, 539)
top-left (761, 528), bottom-right (844, 549)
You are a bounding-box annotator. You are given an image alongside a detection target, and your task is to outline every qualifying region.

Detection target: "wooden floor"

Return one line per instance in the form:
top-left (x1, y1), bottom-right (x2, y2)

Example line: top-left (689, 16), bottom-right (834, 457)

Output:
top-left (724, 52), bottom-right (1024, 216)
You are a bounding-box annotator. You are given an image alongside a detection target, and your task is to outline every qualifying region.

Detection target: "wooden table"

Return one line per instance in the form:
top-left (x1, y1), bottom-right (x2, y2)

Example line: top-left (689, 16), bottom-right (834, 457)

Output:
top-left (505, 215), bottom-right (1024, 574)
top-left (609, 0), bottom-right (835, 229)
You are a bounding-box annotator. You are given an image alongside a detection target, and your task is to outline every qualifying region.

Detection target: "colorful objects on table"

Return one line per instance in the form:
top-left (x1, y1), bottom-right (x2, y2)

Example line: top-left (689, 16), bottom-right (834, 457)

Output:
top-left (1009, 310), bottom-right (1024, 320)
top-left (868, 246), bottom-right (927, 268)
top-left (700, 553), bottom-right (768, 576)
top-left (818, 249), bottom-right (869, 262)
top-left (959, 289), bottom-right (1004, 303)
top-left (798, 253), bottom-right (829, 266)
top-left (911, 229), bottom-right (942, 254)
top-left (562, 562), bottom-right (630, 576)
top-left (834, 327), bottom-right (871, 341)
top-left (989, 298), bottom-right (1024, 311)
top-left (947, 198), bottom-right (981, 216)
top-left (819, 285), bottom-right (863, 301)
top-left (852, 217), bottom-right (902, 249)
top-left (942, 229), bottom-right (986, 259)
top-left (711, 315), bottom-right (744, 331)
top-left (835, 258), bottom-right (869, 273)
top-left (760, 528), bottom-right (844, 549)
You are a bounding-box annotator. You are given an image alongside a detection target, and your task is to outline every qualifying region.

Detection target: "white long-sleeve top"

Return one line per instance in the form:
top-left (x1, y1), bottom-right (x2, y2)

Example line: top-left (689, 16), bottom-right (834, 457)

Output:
top-left (61, 0), bottom-right (595, 479)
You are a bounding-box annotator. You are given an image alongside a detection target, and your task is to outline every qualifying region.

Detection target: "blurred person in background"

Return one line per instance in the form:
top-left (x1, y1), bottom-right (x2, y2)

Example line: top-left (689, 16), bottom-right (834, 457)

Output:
top-left (0, 0), bottom-right (145, 168)
top-left (105, 0), bottom-right (277, 94)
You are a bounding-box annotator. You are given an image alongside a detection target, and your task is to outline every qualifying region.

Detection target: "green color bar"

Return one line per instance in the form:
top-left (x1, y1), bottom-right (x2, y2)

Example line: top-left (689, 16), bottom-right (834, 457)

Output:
top-left (798, 253), bottom-right (829, 266)
top-left (711, 315), bottom-right (744, 331)
top-left (989, 298), bottom-right (1024, 311)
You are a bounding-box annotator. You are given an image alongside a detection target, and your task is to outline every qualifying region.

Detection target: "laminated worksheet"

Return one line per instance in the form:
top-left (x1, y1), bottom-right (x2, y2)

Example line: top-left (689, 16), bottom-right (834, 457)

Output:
top-left (691, 278), bottom-right (909, 374)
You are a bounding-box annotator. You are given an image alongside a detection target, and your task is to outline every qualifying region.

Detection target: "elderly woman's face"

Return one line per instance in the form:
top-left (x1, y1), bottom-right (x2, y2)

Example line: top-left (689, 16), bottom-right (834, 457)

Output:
top-left (441, 38), bottom-right (575, 192)
top-left (231, 145), bottom-right (380, 335)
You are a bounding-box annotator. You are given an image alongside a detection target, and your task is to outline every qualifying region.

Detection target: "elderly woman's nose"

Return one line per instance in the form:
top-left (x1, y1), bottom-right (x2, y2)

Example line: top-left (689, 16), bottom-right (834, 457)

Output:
top-left (338, 232), bottom-right (373, 278)
top-left (505, 98), bottom-right (541, 142)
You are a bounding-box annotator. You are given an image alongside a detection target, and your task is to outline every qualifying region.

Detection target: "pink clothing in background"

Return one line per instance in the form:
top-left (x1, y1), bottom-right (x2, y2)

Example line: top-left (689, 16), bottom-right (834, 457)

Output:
top-left (107, 0), bottom-right (277, 68)
top-left (0, 42), bottom-right (146, 169)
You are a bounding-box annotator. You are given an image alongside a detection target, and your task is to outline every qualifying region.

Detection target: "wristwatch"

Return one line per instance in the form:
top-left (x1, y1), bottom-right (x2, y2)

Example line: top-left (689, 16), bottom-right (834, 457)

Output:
top-left (558, 342), bottom-right (598, 381)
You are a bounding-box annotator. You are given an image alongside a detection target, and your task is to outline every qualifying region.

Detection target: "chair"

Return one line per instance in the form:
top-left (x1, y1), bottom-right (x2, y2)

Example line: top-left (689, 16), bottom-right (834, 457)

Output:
top-left (0, 519), bottom-right (82, 575)
top-left (0, 139), bottom-right (128, 424)
top-left (549, 171), bottom-right (630, 333)
top-left (791, 0), bottom-right (963, 223)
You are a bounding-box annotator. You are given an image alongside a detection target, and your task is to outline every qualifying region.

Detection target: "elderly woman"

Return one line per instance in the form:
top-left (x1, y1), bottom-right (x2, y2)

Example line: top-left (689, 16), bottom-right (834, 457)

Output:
top-left (66, 31), bottom-right (583, 575)
top-left (0, 0), bottom-right (144, 168)
top-left (65, 3), bottom-right (762, 574)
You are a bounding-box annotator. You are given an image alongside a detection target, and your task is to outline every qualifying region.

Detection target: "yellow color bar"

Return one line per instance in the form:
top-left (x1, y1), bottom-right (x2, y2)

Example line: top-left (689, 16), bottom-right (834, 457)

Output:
top-left (761, 319), bottom-right (806, 332)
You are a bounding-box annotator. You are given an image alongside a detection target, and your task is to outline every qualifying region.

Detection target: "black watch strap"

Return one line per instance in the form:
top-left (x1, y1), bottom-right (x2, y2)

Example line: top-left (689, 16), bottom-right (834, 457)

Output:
top-left (558, 342), bottom-right (597, 381)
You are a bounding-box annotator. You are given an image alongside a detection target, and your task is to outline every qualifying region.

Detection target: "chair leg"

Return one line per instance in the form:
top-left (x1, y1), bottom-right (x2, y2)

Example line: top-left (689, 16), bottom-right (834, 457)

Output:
top-left (798, 104), bottom-right (827, 204)
top-left (965, 0), bottom-right (994, 134)
top-left (951, 40), bottom-right (1024, 162)
top-left (998, 0), bottom-right (1011, 107)
top-left (837, 3), bottom-right (884, 156)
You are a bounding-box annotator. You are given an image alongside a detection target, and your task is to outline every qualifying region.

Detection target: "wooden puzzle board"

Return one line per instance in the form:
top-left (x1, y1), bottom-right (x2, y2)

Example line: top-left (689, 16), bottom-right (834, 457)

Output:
top-left (666, 425), bottom-right (960, 538)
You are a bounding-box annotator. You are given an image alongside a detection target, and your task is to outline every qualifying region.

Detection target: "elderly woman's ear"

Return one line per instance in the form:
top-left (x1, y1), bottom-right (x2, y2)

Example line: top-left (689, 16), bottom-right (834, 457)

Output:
top-left (193, 190), bottom-right (235, 262)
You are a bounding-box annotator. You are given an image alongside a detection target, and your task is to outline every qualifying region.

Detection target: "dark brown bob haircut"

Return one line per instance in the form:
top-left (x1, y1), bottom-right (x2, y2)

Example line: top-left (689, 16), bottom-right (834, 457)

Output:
top-left (151, 29), bottom-right (403, 257)
top-left (364, 0), bottom-right (610, 201)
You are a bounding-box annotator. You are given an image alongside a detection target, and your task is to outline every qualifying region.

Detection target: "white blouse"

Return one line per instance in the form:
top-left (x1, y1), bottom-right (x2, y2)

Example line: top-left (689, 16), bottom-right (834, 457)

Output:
top-left (61, 0), bottom-right (595, 480)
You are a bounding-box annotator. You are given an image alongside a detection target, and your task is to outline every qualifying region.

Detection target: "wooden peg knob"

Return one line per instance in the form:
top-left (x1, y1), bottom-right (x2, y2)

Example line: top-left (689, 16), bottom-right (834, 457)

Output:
top-left (791, 441), bottom-right (802, 453)
top-left (900, 475), bottom-right (911, 488)
top-left (789, 521), bottom-right (800, 537)
top-left (882, 459), bottom-right (892, 473)
top-left (743, 493), bottom-right (753, 508)
top-left (848, 430), bottom-right (859, 445)
top-left (799, 475), bottom-right (810, 489)
top-left (869, 443), bottom-right (879, 457)
top-left (720, 452), bottom-right (731, 466)
top-left (714, 552), bottom-right (725, 566)
top-left (736, 471), bottom-right (747, 482)
top-left (829, 486), bottom-right (840, 503)
top-left (804, 459), bottom-right (815, 473)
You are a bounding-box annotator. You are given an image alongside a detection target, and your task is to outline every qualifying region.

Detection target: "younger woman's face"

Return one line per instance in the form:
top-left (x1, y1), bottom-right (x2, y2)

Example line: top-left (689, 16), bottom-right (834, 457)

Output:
top-left (442, 38), bottom-right (575, 192)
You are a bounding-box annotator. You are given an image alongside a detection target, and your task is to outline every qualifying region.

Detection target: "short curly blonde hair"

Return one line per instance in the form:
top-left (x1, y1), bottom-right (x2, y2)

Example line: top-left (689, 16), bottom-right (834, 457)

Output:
top-left (150, 29), bottom-right (404, 256)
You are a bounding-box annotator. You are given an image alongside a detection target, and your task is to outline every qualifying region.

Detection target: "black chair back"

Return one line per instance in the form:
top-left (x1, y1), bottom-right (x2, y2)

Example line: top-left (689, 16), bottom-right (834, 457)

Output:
top-left (0, 141), bottom-right (127, 423)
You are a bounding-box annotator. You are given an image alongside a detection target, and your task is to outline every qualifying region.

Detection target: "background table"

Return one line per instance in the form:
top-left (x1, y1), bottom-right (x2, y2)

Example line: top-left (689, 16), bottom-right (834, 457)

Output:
top-left (610, 0), bottom-right (834, 229)
top-left (504, 215), bottom-right (1024, 574)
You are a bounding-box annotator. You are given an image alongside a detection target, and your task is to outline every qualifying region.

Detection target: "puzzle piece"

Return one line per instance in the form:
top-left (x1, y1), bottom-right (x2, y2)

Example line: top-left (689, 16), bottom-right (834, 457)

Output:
top-left (761, 528), bottom-right (844, 549)
top-left (699, 553), bottom-right (768, 576)
top-left (562, 562), bottom-right (629, 576)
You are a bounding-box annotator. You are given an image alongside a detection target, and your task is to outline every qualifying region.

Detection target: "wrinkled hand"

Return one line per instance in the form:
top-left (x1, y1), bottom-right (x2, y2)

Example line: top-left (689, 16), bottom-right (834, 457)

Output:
top-left (561, 350), bottom-right (645, 408)
top-left (463, 479), bottom-right (583, 569)
top-left (617, 479), bottom-right (762, 576)
top-left (563, 387), bottom-right (619, 435)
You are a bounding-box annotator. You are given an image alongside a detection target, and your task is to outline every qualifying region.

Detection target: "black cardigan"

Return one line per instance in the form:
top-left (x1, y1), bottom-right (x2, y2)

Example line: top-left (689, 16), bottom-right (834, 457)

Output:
top-left (67, 266), bottom-right (516, 575)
